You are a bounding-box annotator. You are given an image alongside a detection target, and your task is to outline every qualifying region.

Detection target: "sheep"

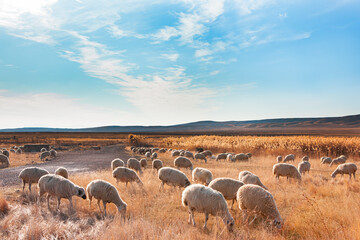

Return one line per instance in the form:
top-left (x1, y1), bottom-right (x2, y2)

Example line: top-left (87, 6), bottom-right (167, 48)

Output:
top-left (159, 148), bottom-right (166, 153)
top-left (40, 151), bottom-right (51, 161)
top-left (238, 171), bottom-right (268, 190)
top-left (298, 161), bottom-right (311, 175)
top-left (246, 153), bottom-right (252, 159)
top-left (55, 167), bottom-right (69, 179)
top-left (183, 151), bottom-right (194, 159)
top-left (331, 163), bottom-right (357, 179)
top-left (194, 153), bottom-right (207, 163)
top-left (2, 150), bottom-right (9, 158)
top-left (127, 158), bottom-right (143, 174)
top-left (145, 151), bottom-right (151, 158)
top-left (174, 156), bottom-right (193, 170)
top-left (227, 154), bottom-right (234, 162)
top-left (201, 150), bottom-right (213, 157)
top-left (158, 167), bottom-right (190, 189)
top-left (171, 150), bottom-right (181, 157)
top-left (192, 167), bottom-right (213, 186)
top-left (38, 174), bottom-right (86, 211)
top-left (152, 159), bottom-right (163, 172)
top-left (237, 184), bottom-right (283, 229)
top-left (16, 148), bottom-right (22, 154)
top-left (151, 152), bottom-right (158, 160)
top-left (330, 156), bottom-right (347, 167)
top-left (283, 154), bottom-right (295, 162)
top-left (40, 148), bottom-right (47, 152)
top-left (112, 167), bottom-right (143, 186)
top-left (216, 153), bottom-right (227, 161)
top-left (182, 184), bottom-right (234, 231)
top-left (208, 178), bottom-right (244, 209)
top-left (111, 158), bottom-right (125, 170)
top-left (140, 158), bottom-right (147, 169)
top-left (234, 153), bottom-right (249, 161)
top-left (276, 155), bottom-right (283, 163)
top-left (10, 149), bottom-right (16, 153)
top-left (273, 163), bottom-right (301, 181)
top-left (19, 167), bottom-right (49, 192)
top-left (0, 154), bottom-right (9, 168)
top-left (302, 156), bottom-right (309, 162)
top-left (86, 180), bottom-right (127, 217)
top-left (320, 156), bottom-right (332, 164)
top-left (49, 149), bottom-right (57, 158)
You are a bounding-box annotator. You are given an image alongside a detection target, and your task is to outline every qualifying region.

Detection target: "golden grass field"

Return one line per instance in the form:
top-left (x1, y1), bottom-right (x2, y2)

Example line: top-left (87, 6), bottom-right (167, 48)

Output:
top-left (1, 134), bottom-right (360, 239)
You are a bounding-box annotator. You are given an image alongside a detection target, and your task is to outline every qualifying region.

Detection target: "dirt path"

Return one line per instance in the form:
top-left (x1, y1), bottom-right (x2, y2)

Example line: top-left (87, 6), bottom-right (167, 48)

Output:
top-left (0, 144), bottom-right (131, 187)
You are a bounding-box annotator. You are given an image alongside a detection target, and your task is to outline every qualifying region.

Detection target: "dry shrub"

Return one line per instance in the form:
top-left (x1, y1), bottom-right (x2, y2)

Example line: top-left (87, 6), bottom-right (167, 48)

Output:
top-left (0, 195), bottom-right (9, 217)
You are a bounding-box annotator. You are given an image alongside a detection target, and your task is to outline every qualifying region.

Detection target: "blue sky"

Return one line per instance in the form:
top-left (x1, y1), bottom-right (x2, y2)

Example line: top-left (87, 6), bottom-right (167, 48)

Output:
top-left (0, 0), bottom-right (359, 128)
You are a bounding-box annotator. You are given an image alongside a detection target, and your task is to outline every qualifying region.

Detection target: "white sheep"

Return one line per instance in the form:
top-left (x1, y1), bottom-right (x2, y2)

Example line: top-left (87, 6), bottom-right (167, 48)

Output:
top-left (38, 174), bottom-right (86, 211)
top-left (0, 154), bottom-right (9, 168)
top-left (302, 156), bottom-right (309, 162)
top-left (237, 184), bottom-right (283, 229)
top-left (49, 149), bottom-right (57, 158)
top-left (216, 153), bottom-right (227, 161)
top-left (111, 158), bottom-right (125, 170)
top-left (152, 159), bottom-right (163, 172)
top-left (184, 151), bottom-right (194, 159)
top-left (19, 167), bottom-right (49, 192)
top-left (330, 156), bottom-right (347, 167)
top-left (201, 150), bottom-right (213, 157)
top-left (86, 179), bottom-right (127, 217)
top-left (55, 167), bottom-right (69, 179)
top-left (226, 154), bottom-right (234, 162)
top-left (127, 158), bottom-right (143, 174)
top-left (194, 153), bottom-right (207, 163)
top-left (158, 167), bottom-right (190, 189)
top-left (246, 153), bottom-right (252, 159)
top-left (273, 163), bottom-right (302, 181)
top-left (182, 184), bottom-right (234, 231)
top-left (140, 158), bottom-right (147, 169)
top-left (16, 148), bottom-right (22, 154)
top-left (238, 171), bottom-right (268, 190)
top-left (2, 150), bottom-right (9, 158)
top-left (192, 167), bottom-right (213, 186)
top-left (276, 155), bottom-right (283, 163)
top-left (331, 163), bottom-right (357, 179)
top-left (320, 156), bottom-right (332, 164)
top-left (234, 153), bottom-right (249, 161)
top-left (174, 156), bottom-right (193, 170)
top-left (40, 151), bottom-right (51, 161)
top-left (298, 161), bottom-right (311, 175)
top-left (171, 150), bottom-right (181, 157)
top-left (151, 152), bottom-right (158, 160)
top-left (112, 167), bottom-right (143, 186)
top-left (283, 154), bottom-right (295, 162)
top-left (145, 151), bottom-right (151, 158)
top-left (40, 148), bottom-right (47, 152)
top-left (208, 177), bottom-right (244, 209)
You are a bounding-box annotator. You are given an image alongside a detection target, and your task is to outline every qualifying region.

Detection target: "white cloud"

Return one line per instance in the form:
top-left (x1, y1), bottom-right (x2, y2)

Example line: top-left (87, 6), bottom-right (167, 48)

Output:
top-left (161, 53), bottom-right (179, 62)
top-left (195, 48), bottom-right (212, 57)
top-left (108, 25), bottom-right (146, 39)
top-left (279, 12), bottom-right (288, 18)
top-left (210, 70), bottom-right (220, 75)
top-left (233, 0), bottom-right (275, 15)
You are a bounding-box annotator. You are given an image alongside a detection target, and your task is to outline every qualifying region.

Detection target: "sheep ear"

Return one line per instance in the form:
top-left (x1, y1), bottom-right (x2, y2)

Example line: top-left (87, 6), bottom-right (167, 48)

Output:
top-left (78, 189), bottom-right (83, 196)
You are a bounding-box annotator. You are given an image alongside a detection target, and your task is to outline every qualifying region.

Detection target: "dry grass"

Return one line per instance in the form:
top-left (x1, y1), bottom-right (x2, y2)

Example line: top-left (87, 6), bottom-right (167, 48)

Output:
top-left (1, 147), bottom-right (360, 240)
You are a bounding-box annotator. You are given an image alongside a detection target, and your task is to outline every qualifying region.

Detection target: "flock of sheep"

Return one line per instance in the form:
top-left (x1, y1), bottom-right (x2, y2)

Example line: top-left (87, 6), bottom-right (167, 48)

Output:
top-left (8, 145), bottom-right (359, 232)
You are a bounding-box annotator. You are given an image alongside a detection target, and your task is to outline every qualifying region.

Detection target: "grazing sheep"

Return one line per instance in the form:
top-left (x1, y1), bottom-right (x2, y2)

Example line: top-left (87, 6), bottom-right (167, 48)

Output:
top-left (276, 156), bottom-right (283, 163)
top-left (140, 158), bottom-right (147, 169)
top-left (86, 180), bottom-right (127, 217)
top-left (298, 161), bottom-right (311, 175)
top-left (10, 149), bottom-right (16, 153)
top-left (208, 178), bottom-right (244, 209)
top-left (16, 148), bottom-right (22, 154)
top-left (159, 148), bottom-right (166, 153)
top-left (112, 167), bottom-right (143, 186)
top-left (127, 158), bottom-right (143, 174)
top-left (237, 184), bottom-right (283, 229)
top-left (158, 167), bottom-right (190, 189)
top-left (273, 163), bottom-right (302, 181)
top-left (111, 158), bottom-right (125, 170)
top-left (320, 156), bottom-right (332, 164)
top-left (283, 154), bottom-right (295, 163)
top-left (194, 153), bottom-right (207, 163)
top-left (40, 148), bottom-right (47, 152)
top-left (330, 156), bottom-right (347, 167)
top-left (40, 151), bottom-right (51, 161)
top-left (234, 153), bottom-right (249, 161)
top-left (331, 163), bottom-right (357, 179)
top-left (171, 150), bottom-right (181, 157)
top-left (216, 153), bottom-right (227, 161)
top-left (192, 167), bottom-right (213, 186)
top-left (182, 184), bottom-right (234, 231)
top-left (0, 154), bottom-right (9, 168)
top-left (145, 151), bottom-right (151, 158)
top-left (246, 153), bottom-right (252, 159)
top-left (302, 156), bottom-right (309, 162)
top-left (49, 149), bottom-right (57, 158)
top-left (2, 150), bottom-right (9, 158)
top-left (38, 174), bottom-right (87, 211)
top-left (227, 154), bottom-right (234, 162)
top-left (201, 150), bottom-right (213, 157)
top-left (151, 152), bottom-right (158, 160)
top-left (174, 156), bottom-right (193, 170)
top-left (238, 171), bottom-right (268, 190)
top-left (183, 151), bottom-right (194, 159)
top-left (55, 167), bottom-right (69, 179)
top-left (152, 159), bottom-right (163, 172)
top-left (19, 167), bottom-right (49, 192)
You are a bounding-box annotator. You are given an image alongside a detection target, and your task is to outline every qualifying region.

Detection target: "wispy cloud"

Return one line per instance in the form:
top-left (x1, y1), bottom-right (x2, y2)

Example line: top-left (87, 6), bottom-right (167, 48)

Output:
top-left (161, 53), bottom-right (179, 62)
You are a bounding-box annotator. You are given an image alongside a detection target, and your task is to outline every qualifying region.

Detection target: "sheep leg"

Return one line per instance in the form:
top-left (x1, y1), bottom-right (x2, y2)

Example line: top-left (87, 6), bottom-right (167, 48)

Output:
top-left (97, 199), bottom-right (102, 213)
top-left (231, 199), bottom-right (235, 209)
top-left (354, 173), bottom-right (356, 179)
top-left (69, 197), bottom-right (73, 210)
top-left (57, 197), bottom-right (61, 210)
top-left (29, 182), bottom-right (32, 192)
top-left (242, 209), bottom-right (248, 223)
top-left (203, 213), bottom-right (209, 229)
top-left (22, 180), bottom-right (26, 193)
top-left (103, 201), bottom-right (107, 217)
top-left (47, 194), bottom-right (51, 209)
top-left (88, 195), bottom-right (92, 208)
top-left (191, 210), bottom-right (196, 226)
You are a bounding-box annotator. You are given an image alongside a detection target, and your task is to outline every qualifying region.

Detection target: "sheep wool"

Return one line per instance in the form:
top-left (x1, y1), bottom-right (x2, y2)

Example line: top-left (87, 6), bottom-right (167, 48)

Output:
top-left (158, 167), bottom-right (190, 189)
top-left (0, 154), bottom-right (9, 168)
top-left (111, 158), bottom-right (125, 170)
top-left (208, 177), bottom-right (244, 209)
top-left (182, 184), bottom-right (234, 231)
top-left (19, 167), bottom-right (49, 192)
top-left (194, 153), bottom-right (207, 163)
top-left (86, 179), bottom-right (127, 217)
top-left (238, 171), bottom-right (268, 190)
top-left (192, 167), bottom-right (213, 186)
top-left (216, 153), bottom-right (227, 161)
top-left (55, 167), bottom-right (69, 179)
top-left (273, 163), bottom-right (302, 181)
top-left (298, 161), bottom-right (311, 175)
top-left (40, 151), bottom-right (51, 161)
top-left (112, 167), bottom-right (143, 186)
top-left (331, 163), bottom-right (357, 179)
top-left (127, 158), bottom-right (143, 174)
top-left (140, 158), bottom-right (147, 168)
top-left (152, 159), bottom-right (163, 172)
top-left (174, 156), bottom-right (193, 170)
top-left (283, 154), bottom-right (295, 162)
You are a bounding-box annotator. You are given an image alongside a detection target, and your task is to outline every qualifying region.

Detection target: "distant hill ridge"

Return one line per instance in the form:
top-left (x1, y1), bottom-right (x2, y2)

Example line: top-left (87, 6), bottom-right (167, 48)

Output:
top-left (1, 114), bottom-right (360, 134)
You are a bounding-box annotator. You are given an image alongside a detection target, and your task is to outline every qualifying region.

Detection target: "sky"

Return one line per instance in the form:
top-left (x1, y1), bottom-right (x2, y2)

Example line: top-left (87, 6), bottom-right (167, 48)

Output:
top-left (0, 0), bottom-right (359, 128)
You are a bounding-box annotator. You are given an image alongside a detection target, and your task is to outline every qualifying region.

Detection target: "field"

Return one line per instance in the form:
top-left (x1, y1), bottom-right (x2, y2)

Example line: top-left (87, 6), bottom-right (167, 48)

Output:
top-left (1, 133), bottom-right (360, 240)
